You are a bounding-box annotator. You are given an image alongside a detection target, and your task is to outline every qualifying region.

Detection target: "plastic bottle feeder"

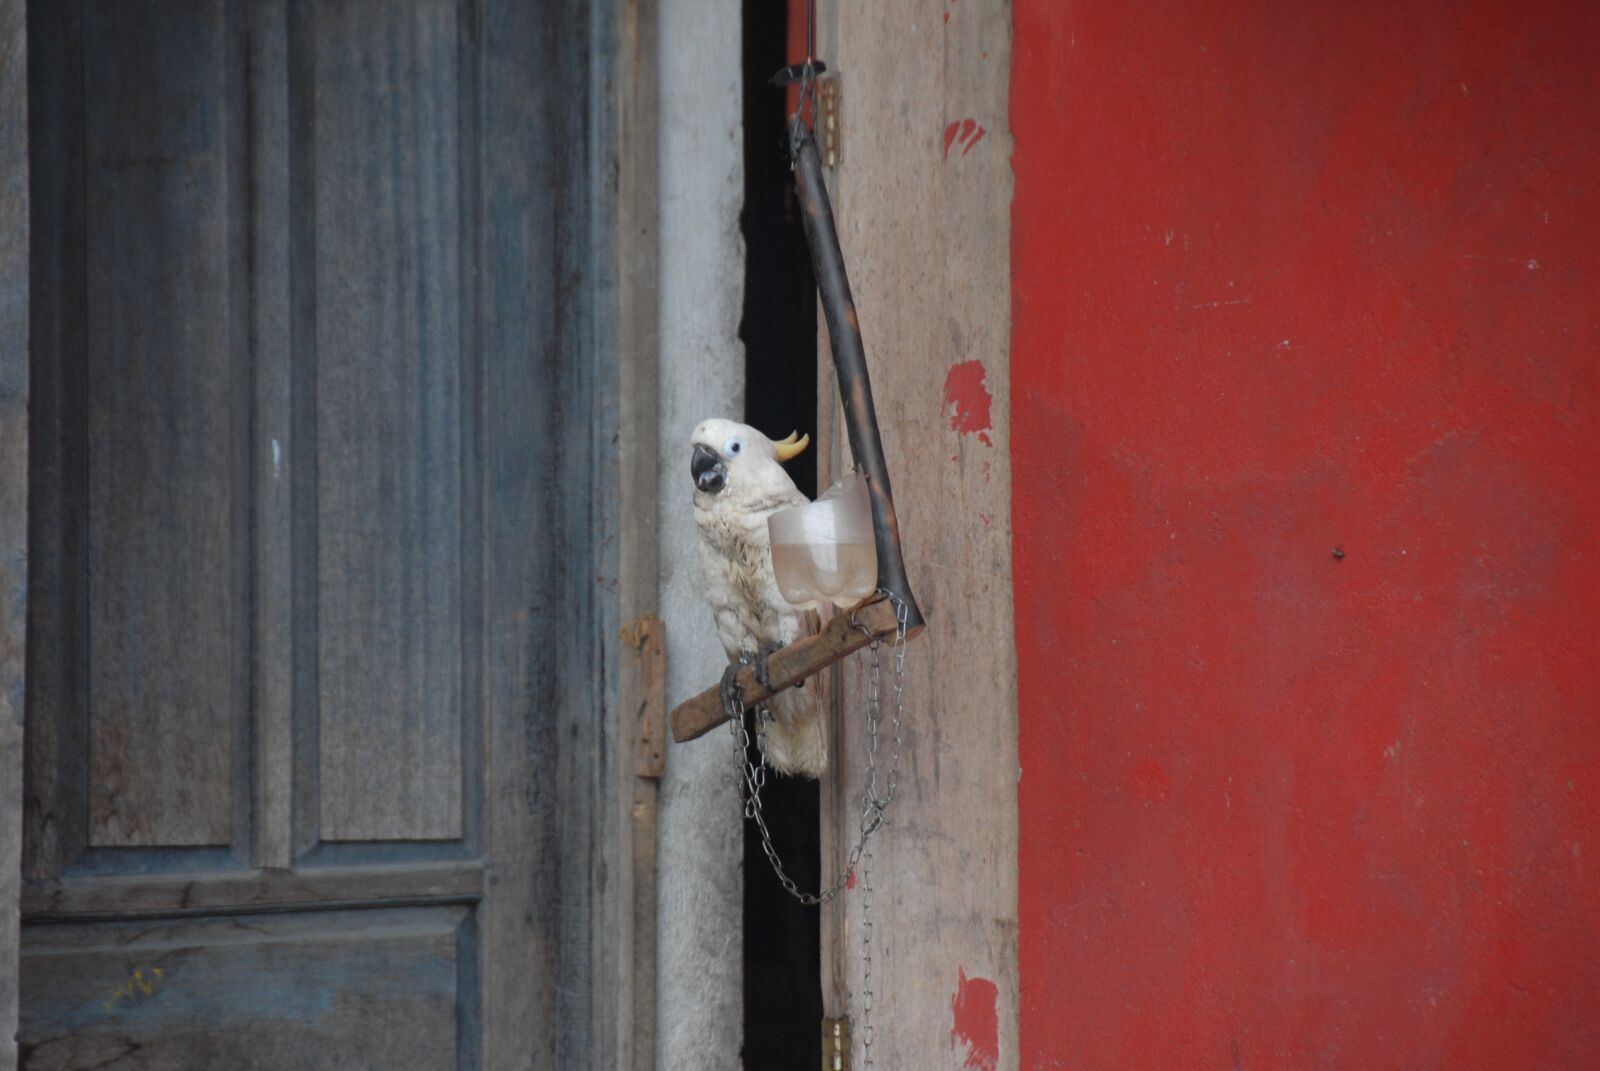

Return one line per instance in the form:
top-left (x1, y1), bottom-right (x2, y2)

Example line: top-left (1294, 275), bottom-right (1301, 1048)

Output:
top-left (768, 474), bottom-right (878, 610)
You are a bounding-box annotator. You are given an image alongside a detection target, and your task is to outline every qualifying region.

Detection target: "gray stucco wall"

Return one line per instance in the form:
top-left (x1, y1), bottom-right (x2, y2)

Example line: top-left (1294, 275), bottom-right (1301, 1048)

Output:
top-left (655, 0), bottom-right (745, 1067)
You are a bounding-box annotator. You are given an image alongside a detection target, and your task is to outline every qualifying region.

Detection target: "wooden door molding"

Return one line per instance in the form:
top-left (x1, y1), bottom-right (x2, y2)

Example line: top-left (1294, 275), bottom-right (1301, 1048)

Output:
top-left (1, 0), bottom-right (31, 1063)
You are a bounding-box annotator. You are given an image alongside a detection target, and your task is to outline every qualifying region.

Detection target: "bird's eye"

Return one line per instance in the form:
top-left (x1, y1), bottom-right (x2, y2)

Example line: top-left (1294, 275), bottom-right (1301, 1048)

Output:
top-left (725, 438), bottom-right (742, 456)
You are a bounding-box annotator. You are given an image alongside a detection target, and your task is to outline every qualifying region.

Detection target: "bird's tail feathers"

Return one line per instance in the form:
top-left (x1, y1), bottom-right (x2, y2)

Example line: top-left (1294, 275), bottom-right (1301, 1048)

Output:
top-left (758, 684), bottom-right (826, 779)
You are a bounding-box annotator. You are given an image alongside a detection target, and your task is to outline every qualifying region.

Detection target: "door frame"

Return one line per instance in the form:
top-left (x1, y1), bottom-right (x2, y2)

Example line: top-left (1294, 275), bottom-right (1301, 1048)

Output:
top-left (2, 0), bottom-right (31, 1064)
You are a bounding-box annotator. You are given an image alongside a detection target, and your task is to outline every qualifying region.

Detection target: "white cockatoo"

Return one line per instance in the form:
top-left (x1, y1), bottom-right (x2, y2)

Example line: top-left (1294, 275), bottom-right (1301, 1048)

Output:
top-left (690, 418), bottom-right (825, 777)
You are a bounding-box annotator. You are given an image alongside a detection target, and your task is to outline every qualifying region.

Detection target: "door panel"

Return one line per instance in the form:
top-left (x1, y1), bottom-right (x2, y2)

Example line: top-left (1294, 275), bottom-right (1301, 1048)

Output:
top-left (81, 0), bottom-right (246, 851)
top-left (306, 0), bottom-right (469, 845)
top-left (20, 907), bottom-right (471, 1070)
top-left (25, 0), bottom-right (254, 877)
top-left (21, 0), bottom-right (617, 1064)
top-left (82, 0), bottom-right (249, 854)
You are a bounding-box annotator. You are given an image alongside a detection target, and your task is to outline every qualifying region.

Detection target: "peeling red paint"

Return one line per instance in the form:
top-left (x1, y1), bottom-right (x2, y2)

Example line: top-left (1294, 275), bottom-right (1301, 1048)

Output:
top-left (943, 121), bottom-right (963, 159)
top-left (942, 360), bottom-right (994, 447)
top-left (845, 870), bottom-right (858, 891)
top-left (950, 967), bottom-right (999, 1071)
top-left (943, 118), bottom-right (988, 160)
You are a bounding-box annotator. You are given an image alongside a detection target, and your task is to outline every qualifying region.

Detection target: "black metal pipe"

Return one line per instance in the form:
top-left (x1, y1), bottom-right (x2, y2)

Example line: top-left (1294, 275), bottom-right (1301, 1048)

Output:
top-left (789, 121), bottom-right (925, 635)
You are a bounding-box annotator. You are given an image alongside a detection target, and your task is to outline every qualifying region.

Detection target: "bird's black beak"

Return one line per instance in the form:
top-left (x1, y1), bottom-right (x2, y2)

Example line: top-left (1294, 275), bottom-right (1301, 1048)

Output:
top-left (692, 443), bottom-right (726, 494)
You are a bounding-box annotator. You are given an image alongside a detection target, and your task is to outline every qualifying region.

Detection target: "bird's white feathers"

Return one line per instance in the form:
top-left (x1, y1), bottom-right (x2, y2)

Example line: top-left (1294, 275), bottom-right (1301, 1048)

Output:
top-left (690, 419), bottom-right (825, 777)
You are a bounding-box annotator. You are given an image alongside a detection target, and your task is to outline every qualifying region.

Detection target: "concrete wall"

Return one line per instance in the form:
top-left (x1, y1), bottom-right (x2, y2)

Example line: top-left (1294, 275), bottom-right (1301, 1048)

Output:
top-left (655, 1), bottom-right (745, 1067)
top-left (1013, 2), bottom-right (1600, 1067)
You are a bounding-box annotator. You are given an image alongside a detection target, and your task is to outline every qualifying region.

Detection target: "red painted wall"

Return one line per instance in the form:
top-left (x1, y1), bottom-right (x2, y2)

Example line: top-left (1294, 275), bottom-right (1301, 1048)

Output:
top-left (1011, 3), bottom-right (1600, 1068)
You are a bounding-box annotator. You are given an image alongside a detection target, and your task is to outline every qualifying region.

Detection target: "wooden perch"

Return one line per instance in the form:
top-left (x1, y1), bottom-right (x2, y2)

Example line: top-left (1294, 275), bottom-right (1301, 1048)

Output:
top-left (669, 595), bottom-right (917, 743)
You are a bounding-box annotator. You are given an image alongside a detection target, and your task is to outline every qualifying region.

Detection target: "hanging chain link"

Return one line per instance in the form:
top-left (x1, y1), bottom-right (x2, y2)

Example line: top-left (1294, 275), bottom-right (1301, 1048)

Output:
top-left (859, 837), bottom-right (876, 1070)
top-left (859, 593), bottom-right (909, 1071)
top-left (725, 590), bottom-right (910, 908)
top-left (858, 593), bottom-right (908, 1071)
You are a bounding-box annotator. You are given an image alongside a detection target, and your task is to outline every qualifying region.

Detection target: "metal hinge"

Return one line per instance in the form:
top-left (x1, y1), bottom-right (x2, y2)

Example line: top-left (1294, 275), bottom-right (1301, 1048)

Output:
top-left (821, 1016), bottom-right (851, 1070)
top-left (818, 74), bottom-right (843, 167)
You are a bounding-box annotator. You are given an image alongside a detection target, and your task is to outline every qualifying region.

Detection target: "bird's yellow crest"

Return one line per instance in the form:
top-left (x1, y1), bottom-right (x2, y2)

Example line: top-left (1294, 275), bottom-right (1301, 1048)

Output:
top-left (773, 431), bottom-right (810, 462)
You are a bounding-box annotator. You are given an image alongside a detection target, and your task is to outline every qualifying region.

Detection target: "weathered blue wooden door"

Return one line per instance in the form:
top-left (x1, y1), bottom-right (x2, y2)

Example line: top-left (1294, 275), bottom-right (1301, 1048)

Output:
top-left (19, 1), bottom-right (620, 1066)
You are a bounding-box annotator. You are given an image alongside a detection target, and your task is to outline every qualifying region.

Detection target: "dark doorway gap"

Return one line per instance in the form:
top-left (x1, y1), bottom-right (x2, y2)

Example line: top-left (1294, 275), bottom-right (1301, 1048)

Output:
top-left (738, 0), bottom-right (821, 1067)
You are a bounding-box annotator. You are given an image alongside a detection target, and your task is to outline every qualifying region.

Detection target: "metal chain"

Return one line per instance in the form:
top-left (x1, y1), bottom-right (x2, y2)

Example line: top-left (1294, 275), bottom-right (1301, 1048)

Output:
top-left (859, 837), bottom-right (876, 1070)
top-left (726, 590), bottom-right (910, 908)
top-left (858, 590), bottom-right (909, 1071)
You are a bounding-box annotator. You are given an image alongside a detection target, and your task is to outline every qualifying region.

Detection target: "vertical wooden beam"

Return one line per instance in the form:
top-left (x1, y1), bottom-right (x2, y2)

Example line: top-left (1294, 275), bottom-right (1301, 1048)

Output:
top-left (816, 0), bottom-right (1018, 1067)
top-left (0, 0), bottom-right (28, 1060)
top-left (622, 617), bottom-right (665, 1071)
top-left (478, 1), bottom-right (574, 1063)
top-left (615, 2), bottom-right (661, 1067)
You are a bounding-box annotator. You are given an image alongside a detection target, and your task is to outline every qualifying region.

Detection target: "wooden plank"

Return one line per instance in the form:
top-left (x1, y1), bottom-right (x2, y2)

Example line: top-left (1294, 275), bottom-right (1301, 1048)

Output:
top-left (1, 0), bottom-right (29, 1058)
top-left (818, 0), bottom-right (1019, 1067)
top-left (81, 0), bottom-right (245, 850)
top-left (559, 0), bottom-right (630, 1061)
top-left (669, 594), bottom-right (907, 743)
top-left (19, 907), bottom-right (467, 1071)
top-left (249, 0), bottom-right (294, 871)
top-left (309, 0), bottom-right (466, 844)
top-left (566, 0), bottom-right (626, 1052)
top-left (21, 862), bottom-right (484, 919)
top-left (479, 1), bottom-right (564, 1063)
top-left (474, 0), bottom-right (635, 1061)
